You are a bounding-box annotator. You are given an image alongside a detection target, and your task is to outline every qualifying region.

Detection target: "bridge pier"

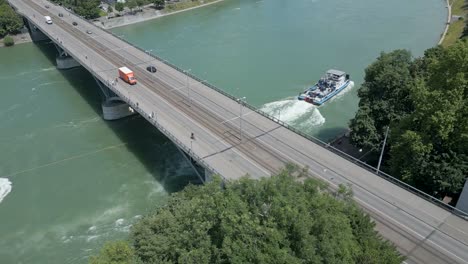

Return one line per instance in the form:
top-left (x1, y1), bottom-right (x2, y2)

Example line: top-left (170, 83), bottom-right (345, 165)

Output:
top-left (175, 145), bottom-right (214, 183)
top-left (24, 18), bottom-right (49, 42)
top-left (94, 77), bottom-right (136, 121)
top-left (54, 44), bottom-right (81, 70)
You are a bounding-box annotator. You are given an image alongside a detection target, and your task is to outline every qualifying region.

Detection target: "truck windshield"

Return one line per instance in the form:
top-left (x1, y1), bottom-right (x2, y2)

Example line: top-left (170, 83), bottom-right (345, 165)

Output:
top-left (129, 77), bottom-right (135, 80)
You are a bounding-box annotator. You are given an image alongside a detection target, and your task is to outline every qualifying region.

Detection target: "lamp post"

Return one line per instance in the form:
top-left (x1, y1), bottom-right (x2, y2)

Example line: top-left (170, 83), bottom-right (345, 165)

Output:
top-left (376, 126), bottom-right (390, 174)
top-left (237, 96), bottom-right (246, 141)
top-left (184, 69), bottom-right (192, 105)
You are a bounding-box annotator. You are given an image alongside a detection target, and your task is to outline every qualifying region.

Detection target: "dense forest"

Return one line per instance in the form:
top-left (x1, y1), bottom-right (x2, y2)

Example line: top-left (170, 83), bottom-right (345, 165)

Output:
top-left (349, 40), bottom-right (468, 198)
top-left (90, 167), bottom-right (403, 264)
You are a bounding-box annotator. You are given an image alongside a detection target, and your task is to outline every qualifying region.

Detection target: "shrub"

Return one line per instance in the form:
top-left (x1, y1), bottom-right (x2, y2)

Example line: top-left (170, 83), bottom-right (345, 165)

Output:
top-left (3, 35), bottom-right (14, 46)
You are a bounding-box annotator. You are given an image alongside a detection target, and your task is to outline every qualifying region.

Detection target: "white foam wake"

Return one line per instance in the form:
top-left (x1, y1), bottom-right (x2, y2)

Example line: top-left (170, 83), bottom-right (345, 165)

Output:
top-left (261, 98), bottom-right (325, 128)
top-left (0, 178), bottom-right (12, 203)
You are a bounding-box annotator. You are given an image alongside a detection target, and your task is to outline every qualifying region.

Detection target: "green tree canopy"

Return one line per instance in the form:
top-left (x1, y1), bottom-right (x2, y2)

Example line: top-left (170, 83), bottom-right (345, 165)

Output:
top-left (153, 0), bottom-right (165, 9)
top-left (389, 40), bottom-right (468, 195)
top-left (94, 167), bottom-right (402, 264)
top-left (350, 40), bottom-right (468, 196)
top-left (89, 240), bottom-right (136, 264)
top-left (349, 49), bottom-right (415, 150)
top-left (74, 0), bottom-right (101, 19)
top-left (115, 2), bottom-right (125, 13)
top-left (0, 1), bottom-right (24, 37)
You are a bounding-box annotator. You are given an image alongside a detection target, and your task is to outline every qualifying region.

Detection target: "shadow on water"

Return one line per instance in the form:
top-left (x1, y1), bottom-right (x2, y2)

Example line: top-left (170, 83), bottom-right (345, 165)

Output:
top-left (314, 126), bottom-right (349, 142)
top-left (35, 41), bottom-right (201, 193)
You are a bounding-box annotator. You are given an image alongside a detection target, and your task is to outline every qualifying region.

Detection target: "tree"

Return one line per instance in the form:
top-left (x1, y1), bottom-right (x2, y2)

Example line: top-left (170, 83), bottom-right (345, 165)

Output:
top-left (107, 5), bottom-right (113, 14)
top-left (136, 0), bottom-right (145, 10)
top-left (89, 241), bottom-right (136, 264)
top-left (115, 2), bottom-right (125, 13)
top-left (153, 0), bottom-right (165, 10)
top-left (349, 50), bottom-right (415, 150)
top-left (389, 40), bottom-right (468, 196)
top-left (0, 2), bottom-right (24, 37)
top-left (124, 167), bottom-right (402, 264)
top-left (126, 0), bottom-right (138, 12)
top-left (2, 35), bottom-right (14, 46)
top-left (74, 0), bottom-right (100, 19)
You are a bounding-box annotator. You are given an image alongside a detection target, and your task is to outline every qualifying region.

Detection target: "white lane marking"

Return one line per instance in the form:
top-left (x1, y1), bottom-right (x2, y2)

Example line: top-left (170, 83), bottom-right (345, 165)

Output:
top-left (357, 198), bottom-right (468, 264)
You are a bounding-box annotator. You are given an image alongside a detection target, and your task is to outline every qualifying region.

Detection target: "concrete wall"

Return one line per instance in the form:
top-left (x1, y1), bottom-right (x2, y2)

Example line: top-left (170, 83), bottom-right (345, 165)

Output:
top-left (102, 100), bottom-right (136, 120)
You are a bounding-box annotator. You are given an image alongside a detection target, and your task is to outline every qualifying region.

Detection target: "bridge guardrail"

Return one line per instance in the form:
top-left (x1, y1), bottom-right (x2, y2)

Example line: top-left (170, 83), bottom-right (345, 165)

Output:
top-left (106, 80), bottom-right (222, 180)
top-left (82, 19), bottom-right (468, 218)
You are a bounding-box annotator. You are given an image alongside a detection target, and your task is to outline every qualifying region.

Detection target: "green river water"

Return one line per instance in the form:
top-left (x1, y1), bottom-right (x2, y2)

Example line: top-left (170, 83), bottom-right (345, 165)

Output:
top-left (0, 0), bottom-right (444, 262)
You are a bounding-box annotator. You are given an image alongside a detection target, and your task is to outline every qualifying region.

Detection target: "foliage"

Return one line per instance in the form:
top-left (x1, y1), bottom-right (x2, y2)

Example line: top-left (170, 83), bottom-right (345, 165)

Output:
top-left (389, 40), bottom-right (468, 195)
top-left (153, 0), bottom-right (165, 10)
top-left (2, 35), bottom-right (14, 46)
top-left (74, 0), bottom-right (101, 19)
top-left (0, 1), bottom-right (24, 37)
top-left (349, 50), bottom-right (415, 150)
top-left (120, 167), bottom-right (403, 264)
top-left (350, 40), bottom-right (468, 196)
top-left (115, 2), bottom-right (125, 13)
top-left (126, 0), bottom-right (138, 12)
top-left (89, 241), bottom-right (136, 264)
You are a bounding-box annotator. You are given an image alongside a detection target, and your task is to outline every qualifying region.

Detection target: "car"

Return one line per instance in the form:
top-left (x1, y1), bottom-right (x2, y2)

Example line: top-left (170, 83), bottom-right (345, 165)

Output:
top-left (86, 30), bottom-right (92, 34)
top-left (72, 21), bottom-right (78, 26)
top-left (146, 66), bottom-right (157, 73)
top-left (45, 5), bottom-right (50, 8)
top-left (58, 13), bottom-right (63, 17)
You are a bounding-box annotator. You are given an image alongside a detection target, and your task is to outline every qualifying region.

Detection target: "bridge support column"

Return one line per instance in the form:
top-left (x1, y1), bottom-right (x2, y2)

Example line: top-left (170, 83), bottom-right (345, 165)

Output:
top-left (54, 44), bottom-right (81, 70)
top-left (24, 18), bottom-right (49, 42)
top-left (94, 77), bottom-right (136, 121)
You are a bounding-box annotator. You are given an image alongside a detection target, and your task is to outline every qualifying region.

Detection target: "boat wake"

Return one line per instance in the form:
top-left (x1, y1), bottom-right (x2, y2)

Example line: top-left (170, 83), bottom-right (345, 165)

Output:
top-left (261, 98), bottom-right (325, 128)
top-left (0, 178), bottom-right (12, 203)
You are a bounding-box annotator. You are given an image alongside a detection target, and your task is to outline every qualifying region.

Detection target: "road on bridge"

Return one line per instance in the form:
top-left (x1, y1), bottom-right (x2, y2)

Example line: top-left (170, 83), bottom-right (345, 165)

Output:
top-left (8, 0), bottom-right (468, 263)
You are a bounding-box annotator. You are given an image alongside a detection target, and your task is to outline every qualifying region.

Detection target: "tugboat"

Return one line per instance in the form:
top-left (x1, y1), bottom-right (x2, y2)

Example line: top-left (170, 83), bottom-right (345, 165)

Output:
top-left (298, 69), bottom-right (351, 106)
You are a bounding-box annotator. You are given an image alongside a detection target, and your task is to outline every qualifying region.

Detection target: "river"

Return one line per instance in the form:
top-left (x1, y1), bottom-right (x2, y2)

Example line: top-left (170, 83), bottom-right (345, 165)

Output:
top-left (0, 0), bottom-right (444, 262)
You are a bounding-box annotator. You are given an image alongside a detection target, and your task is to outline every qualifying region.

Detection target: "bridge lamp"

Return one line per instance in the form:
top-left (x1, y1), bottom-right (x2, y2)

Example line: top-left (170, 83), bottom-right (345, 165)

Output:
top-left (237, 96), bottom-right (247, 141)
top-left (184, 69), bottom-right (192, 105)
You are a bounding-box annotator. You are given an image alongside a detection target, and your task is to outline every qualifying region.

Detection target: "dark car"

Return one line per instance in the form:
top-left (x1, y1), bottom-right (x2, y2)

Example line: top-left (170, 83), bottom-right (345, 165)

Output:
top-left (45, 5), bottom-right (50, 8)
top-left (72, 21), bottom-right (78, 26)
top-left (146, 66), bottom-right (157, 73)
top-left (58, 13), bottom-right (63, 17)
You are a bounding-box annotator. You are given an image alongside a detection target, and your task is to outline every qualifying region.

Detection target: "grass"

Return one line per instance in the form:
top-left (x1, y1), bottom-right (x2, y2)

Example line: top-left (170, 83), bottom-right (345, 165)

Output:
top-left (441, 0), bottom-right (467, 47)
top-left (164, 0), bottom-right (219, 12)
top-left (99, 10), bottom-right (108, 17)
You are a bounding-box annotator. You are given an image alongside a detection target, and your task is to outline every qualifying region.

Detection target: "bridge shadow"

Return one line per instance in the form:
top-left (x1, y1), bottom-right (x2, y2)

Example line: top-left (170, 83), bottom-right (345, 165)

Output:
top-left (314, 126), bottom-right (349, 143)
top-left (35, 42), bottom-right (201, 193)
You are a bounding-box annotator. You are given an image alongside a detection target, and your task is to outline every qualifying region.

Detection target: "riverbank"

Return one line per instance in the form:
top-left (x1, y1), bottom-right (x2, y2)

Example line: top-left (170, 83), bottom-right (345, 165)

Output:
top-left (0, 30), bottom-right (32, 48)
top-left (440, 0), bottom-right (467, 46)
top-left (94, 0), bottom-right (224, 29)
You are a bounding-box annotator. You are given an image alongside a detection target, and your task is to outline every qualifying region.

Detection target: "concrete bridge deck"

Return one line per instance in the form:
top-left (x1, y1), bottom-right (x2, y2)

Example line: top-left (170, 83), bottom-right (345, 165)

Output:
top-left (7, 0), bottom-right (468, 263)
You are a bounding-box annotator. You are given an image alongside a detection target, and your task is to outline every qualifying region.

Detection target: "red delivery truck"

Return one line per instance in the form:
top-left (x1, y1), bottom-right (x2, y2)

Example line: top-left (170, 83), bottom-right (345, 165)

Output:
top-left (118, 67), bottom-right (137, 85)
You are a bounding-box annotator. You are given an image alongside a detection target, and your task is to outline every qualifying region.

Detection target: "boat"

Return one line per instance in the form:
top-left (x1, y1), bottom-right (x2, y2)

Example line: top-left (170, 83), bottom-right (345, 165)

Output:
top-left (298, 69), bottom-right (351, 106)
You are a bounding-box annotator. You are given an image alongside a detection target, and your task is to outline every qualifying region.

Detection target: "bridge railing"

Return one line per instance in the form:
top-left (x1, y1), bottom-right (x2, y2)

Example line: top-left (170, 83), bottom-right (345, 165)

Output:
top-left (84, 20), bottom-right (468, 218)
top-left (104, 79), bottom-right (222, 180)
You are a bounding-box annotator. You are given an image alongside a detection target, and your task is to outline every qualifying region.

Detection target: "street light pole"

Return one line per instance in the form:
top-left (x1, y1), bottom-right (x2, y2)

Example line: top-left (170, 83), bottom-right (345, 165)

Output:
top-left (376, 126), bottom-right (390, 174)
top-left (237, 96), bottom-right (246, 141)
top-left (185, 69), bottom-right (192, 105)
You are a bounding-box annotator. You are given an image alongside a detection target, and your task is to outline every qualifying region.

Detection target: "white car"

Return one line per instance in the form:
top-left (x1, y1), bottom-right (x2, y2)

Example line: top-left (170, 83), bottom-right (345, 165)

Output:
top-left (45, 16), bottom-right (52, 24)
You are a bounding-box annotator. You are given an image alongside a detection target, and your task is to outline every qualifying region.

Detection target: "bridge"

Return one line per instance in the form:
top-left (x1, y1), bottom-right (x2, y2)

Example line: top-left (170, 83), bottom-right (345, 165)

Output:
top-left (7, 0), bottom-right (468, 263)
